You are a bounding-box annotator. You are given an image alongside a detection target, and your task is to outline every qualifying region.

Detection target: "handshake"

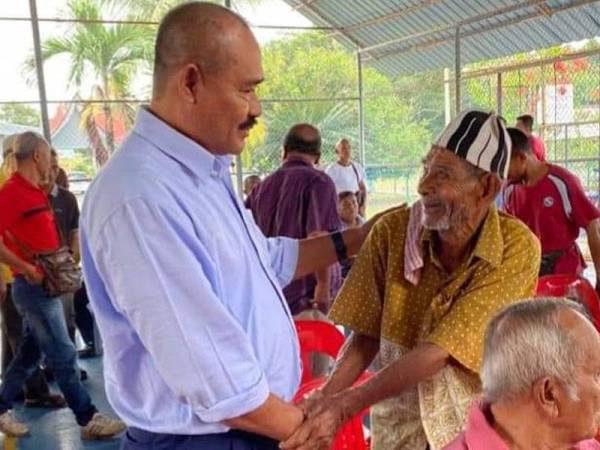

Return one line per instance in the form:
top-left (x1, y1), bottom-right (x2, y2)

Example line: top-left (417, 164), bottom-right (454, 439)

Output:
top-left (279, 388), bottom-right (353, 450)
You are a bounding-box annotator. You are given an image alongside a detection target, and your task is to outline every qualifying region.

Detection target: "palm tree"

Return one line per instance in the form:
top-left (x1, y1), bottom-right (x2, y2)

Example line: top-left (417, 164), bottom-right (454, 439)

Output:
top-left (26, 0), bottom-right (153, 167)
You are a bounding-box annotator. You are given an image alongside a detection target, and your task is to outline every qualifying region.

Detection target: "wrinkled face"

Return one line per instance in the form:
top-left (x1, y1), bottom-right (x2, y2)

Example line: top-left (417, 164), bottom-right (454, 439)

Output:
top-left (336, 140), bottom-right (351, 161)
top-left (34, 142), bottom-right (52, 186)
top-left (338, 193), bottom-right (359, 224)
top-left (191, 27), bottom-right (263, 155)
top-left (555, 312), bottom-right (600, 443)
top-left (417, 147), bottom-right (483, 231)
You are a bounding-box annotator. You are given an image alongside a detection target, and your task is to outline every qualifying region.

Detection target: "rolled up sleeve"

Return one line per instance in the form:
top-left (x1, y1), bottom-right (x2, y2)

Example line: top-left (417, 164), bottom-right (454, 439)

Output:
top-left (266, 236), bottom-right (299, 287)
top-left (93, 197), bottom-right (269, 423)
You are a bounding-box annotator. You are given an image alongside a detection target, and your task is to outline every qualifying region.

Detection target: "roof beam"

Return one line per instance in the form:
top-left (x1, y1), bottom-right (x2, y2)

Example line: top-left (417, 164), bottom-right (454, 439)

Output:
top-left (289, 0), bottom-right (362, 48)
top-left (332, 0), bottom-right (441, 35)
top-left (360, 0), bottom-right (547, 56)
top-left (292, 0), bottom-right (319, 12)
top-left (460, 47), bottom-right (600, 80)
top-left (363, 0), bottom-right (598, 62)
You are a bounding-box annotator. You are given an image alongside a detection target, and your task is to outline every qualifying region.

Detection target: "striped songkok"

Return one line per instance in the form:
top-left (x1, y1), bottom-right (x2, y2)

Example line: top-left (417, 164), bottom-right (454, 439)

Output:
top-left (434, 109), bottom-right (512, 180)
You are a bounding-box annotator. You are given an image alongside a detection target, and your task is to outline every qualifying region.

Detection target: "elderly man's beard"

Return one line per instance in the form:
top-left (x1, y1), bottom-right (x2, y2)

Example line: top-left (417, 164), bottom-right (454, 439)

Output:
top-left (421, 198), bottom-right (454, 231)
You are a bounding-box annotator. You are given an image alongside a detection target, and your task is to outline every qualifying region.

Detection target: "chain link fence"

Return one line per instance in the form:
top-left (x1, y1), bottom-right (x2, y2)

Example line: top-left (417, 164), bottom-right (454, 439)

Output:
top-left (363, 48), bottom-right (600, 215)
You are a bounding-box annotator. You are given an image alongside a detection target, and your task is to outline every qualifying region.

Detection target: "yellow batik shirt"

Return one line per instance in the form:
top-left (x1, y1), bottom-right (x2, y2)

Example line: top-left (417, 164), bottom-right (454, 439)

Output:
top-left (329, 205), bottom-right (540, 450)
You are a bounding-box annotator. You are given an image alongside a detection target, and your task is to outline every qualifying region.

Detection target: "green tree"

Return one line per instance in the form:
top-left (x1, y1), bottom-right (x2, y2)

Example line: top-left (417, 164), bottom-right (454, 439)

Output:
top-left (26, 0), bottom-right (153, 166)
top-left (0, 104), bottom-right (41, 127)
top-left (246, 31), bottom-right (439, 174)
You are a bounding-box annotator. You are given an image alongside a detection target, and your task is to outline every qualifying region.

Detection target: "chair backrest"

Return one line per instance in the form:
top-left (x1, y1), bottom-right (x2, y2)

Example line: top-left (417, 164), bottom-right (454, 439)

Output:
top-left (295, 320), bottom-right (345, 384)
top-left (293, 375), bottom-right (370, 450)
top-left (536, 274), bottom-right (600, 331)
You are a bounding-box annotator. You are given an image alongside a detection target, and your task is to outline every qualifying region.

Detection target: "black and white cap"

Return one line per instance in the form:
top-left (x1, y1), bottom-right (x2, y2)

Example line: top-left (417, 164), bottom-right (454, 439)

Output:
top-left (434, 109), bottom-right (512, 179)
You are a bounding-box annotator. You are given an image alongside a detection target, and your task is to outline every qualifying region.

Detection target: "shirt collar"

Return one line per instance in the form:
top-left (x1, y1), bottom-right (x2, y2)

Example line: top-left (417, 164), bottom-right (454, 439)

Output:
top-left (283, 157), bottom-right (313, 168)
top-left (464, 399), bottom-right (510, 450)
top-left (132, 106), bottom-right (233, 180)
top-left (12, 172), bottom-right (43, 193)
top-left (421, 205), bottom-right (504, 268)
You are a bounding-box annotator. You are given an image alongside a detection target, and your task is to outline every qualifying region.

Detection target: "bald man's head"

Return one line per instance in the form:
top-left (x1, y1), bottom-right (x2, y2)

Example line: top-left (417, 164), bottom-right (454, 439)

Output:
top-left (153, 2), bottom-right (250, 99)
top-left (283, 123), bottom-right (322, 158)
top-left (149, 2), bottom-right (263, 156)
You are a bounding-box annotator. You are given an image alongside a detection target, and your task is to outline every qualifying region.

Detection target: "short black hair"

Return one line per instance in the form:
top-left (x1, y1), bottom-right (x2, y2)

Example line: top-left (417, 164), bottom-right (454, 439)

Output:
top-left (508, 127), bottom-right (531, 155)
top-left (283, 123), bottom-right (321, 156)
top-left (338, 191), bottom-right (357, 202)
top-left (516, 114), bottom-right (534, 130)
top-left (153, 2), bottom-right (249, 98)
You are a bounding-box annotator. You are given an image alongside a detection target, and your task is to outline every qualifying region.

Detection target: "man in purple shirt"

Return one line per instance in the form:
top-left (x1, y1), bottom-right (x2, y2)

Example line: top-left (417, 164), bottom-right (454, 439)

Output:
top-left (247, 124), bottom-right (340, 314)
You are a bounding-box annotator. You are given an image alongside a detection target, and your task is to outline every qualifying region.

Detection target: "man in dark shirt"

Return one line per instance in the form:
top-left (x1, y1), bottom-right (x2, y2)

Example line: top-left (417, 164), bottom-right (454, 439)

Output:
top-left (247, 124), bottom-right (341, 315)
top-left (46, 150), bottom-right (81, 360)
top-left (47, 150), bottom-right (79, 255)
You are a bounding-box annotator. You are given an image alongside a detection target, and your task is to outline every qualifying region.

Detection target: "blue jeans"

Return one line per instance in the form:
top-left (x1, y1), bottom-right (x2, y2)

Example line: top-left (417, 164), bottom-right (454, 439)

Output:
top-left (121, 428), bottom-right (280, 450)
top-left (0, 276), bottom-right (97, 426)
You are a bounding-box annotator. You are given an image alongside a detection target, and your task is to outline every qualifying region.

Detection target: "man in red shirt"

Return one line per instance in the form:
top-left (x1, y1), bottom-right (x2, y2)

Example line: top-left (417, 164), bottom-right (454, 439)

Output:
top-left (516, 114), bottom-right (547, 162)
top-left (0, 131), bottom-right (125, 439)
top-left (503, 128), bottom-right (600, 290)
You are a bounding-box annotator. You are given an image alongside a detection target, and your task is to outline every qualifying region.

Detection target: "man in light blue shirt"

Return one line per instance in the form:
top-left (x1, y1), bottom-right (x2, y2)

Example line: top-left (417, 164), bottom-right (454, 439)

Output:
top-left (80, 3), bottom-right (381, 449)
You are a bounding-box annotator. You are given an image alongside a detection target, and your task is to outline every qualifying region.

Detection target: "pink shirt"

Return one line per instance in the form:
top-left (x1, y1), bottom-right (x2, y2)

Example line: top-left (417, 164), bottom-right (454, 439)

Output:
top-left (530, 134), bottom-right (547, 161)
top-left (443, 400), bottom-right (600, 450)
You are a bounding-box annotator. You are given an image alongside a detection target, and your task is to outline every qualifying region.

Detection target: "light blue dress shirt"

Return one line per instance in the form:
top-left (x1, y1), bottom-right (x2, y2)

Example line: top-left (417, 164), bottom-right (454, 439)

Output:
top-left (80, 107), bottom-right (301, 435)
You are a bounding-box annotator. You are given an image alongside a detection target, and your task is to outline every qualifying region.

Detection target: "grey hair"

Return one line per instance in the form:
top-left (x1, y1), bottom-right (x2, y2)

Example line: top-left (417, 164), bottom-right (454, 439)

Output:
top-left (14, 131), bottom-right (47, 162)
top-left (482, 298), bottom-right (588, 403)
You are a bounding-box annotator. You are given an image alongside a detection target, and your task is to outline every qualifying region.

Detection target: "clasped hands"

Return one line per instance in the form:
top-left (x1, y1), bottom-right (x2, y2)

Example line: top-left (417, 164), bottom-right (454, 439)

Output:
top-left (279, 388), bottom-right (353, 450)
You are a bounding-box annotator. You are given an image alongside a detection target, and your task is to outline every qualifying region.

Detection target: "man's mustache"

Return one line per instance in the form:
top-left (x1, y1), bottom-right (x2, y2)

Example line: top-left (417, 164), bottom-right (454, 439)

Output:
top-left (239, 117), bottom-right (258, 131)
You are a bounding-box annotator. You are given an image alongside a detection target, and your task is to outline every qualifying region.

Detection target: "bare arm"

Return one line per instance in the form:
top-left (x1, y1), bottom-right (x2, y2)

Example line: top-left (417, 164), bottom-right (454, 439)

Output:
top-left (224, 394), bottom-right (304, 441)
top-left (69, 229), bottom-right (80, 263)
top-left (321, 332), bottom-right (379, 396)
top-left (312, 266), bottom-right (331, 310)
top-left (294, 227), bottom-right (365, 280)
top-left (586, 218), bottom-right (600, 291)
top-left (336, 343), bottom-right (449, 418)
top-left (358, 180), bottom-right (367, 216)
top-left (294, 205), bottom-right (406, 280)
top-left (0, 241), bottom-right (34, 274)
top-left (0, 241), bottom-right (41, 285)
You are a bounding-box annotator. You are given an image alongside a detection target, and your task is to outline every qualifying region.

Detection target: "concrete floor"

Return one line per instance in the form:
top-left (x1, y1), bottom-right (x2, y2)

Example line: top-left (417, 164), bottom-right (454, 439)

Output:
top-left (0, 356), bottom-right (121, 450)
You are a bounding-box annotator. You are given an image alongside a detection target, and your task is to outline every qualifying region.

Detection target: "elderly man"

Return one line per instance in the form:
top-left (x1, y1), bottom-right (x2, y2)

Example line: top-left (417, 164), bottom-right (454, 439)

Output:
top-left (0, 135), bottom-right (66, 409)
top-left (80, 3), bottom-right (388, 450)
top-left (281, 110), bottom-right (541, 450)
top-left (444, 298), bottom-right (600, 450)
top-left (247, 123), bottom-right (341, 314)
top-left (325, 138), bottom-right (368, 216)
top-left (0, 131), bottom-right (124, 439)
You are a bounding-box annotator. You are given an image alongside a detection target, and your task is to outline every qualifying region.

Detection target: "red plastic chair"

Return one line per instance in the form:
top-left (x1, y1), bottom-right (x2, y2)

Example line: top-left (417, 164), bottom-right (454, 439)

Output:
top-left (293, 373), bottom-right (372, 450)
top-left (295, 320), bottom-right (345, 384)
top-left (536, 274), bottom-right (600, 331)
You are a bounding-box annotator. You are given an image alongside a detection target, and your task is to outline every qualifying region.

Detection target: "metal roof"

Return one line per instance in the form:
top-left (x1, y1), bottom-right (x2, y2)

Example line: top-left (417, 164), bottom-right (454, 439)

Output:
top-left (281, 0), bottom-right (600, 76)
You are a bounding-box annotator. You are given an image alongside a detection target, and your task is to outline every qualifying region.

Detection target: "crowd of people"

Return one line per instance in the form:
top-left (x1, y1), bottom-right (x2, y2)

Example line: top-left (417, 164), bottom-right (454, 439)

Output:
top-left (0, 2), bottom-right (600, 450)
